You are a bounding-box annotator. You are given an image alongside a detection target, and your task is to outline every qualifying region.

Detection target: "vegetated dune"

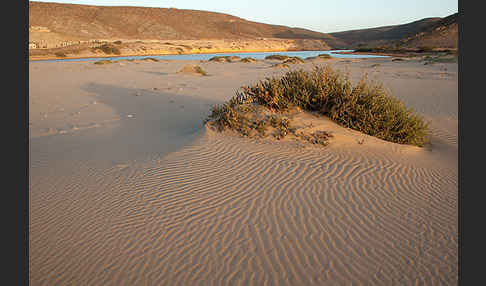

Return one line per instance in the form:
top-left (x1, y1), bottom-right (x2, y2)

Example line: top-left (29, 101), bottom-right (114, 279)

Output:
top-left (29, 57), bottom-right (457, 285)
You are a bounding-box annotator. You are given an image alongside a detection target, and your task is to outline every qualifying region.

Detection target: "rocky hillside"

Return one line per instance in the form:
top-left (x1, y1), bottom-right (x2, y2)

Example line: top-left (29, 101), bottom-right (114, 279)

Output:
top-left (398, 13), bottom-right (458, 49)
top-left (330, 13), bottom-right (458, 49)
top-left (29, 1), bottom-right (346, 47)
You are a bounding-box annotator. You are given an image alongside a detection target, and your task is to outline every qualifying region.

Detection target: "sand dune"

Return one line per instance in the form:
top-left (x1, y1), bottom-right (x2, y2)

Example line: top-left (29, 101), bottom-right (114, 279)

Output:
top-left (29, 56), bottom-right (457, 285)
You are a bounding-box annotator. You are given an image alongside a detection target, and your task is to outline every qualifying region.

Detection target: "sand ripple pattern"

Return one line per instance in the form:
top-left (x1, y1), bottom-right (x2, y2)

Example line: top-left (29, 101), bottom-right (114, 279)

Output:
top-left (30, 131), bottom-right (457, 286)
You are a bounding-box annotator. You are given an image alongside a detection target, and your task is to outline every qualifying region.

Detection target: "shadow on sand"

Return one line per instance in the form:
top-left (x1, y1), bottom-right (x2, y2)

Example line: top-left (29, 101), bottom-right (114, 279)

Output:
top-left (30, 82), bottom-right (220, 171)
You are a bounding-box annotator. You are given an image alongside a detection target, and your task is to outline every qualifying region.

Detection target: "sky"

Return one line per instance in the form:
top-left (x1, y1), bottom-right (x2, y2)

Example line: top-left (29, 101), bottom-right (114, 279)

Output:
top-left (31, 0), bottom-right (458, 33)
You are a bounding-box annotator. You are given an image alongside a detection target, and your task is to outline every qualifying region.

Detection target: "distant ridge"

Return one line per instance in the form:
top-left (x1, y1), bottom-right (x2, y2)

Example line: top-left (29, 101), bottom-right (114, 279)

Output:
top-left (398, 13), bottom-right (458, 49)
top-left (330, 13), bottom-right (458, 49)
top-left (28, 1), bottom-right (346, 47)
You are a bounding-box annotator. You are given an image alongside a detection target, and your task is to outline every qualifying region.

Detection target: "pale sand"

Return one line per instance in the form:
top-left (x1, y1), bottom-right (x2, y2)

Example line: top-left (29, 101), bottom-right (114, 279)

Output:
top-left (29, 56), bottom-right (458, 285)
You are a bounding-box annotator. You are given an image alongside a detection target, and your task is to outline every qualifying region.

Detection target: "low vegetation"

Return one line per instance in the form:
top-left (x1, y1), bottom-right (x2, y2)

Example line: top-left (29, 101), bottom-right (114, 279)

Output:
top-left (283, 57), bottom-right (304, 64)
top-left (354, 45), bottom-right (456, 56)
top-left (178, 65), bottom-right (208, 76)
top-left (318, 54), bottom-right (332, 59)
top-left (94, 60), bottom-right (113, 65)
top-left (208, 56), bottom-right (241, 62)
top-left (305, 54), bottom-right (332, 60)
top-left (142, 57), bottom-right (159, 62)
top-left (92, 44), bottom-right (121, 55)
top-left (54, 52), bottom-right (67, 57)
top-left (241, 57), bottom-right (257, 63)
top-left (206, 65), bottom-right (428, 146)
top-left (422, 53), bottom-right (458, 64)
top-left (270, 63), bottom-right (290, 69)
top-left (264, 54), bottom-right (289, 60)
top-left (206, 103), bottom-right (334, 145)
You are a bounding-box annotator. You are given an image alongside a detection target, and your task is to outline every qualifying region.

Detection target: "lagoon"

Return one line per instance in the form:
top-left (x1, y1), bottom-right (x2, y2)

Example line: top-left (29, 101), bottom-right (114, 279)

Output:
top-left (31, 50), bottom-right (389, 63)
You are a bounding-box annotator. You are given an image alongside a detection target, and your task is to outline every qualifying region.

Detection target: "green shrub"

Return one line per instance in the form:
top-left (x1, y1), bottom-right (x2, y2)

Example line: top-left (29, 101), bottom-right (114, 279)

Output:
top-left (207, 66), bottom-right (428, 146)
top-left (241, 57), bottom-right (257, 63)
top-left (194, 66), bottom-right (208, 76)
top-left (265, 54), bottom-right (289, 60)
top-left (178, 65), bottom-right (208, 76)
top-left (283, 56), bottom-right (304, 64)
top-left (143, 57), bottom-right (159, 62)
top-left (318, 54), bottom-right (332, 59)
top-left (208, 56), bottom-right (241, 62)
top-left (94, 60), bottom-right (113, 65)
top-left (92, 44), bottom-right (121, 55)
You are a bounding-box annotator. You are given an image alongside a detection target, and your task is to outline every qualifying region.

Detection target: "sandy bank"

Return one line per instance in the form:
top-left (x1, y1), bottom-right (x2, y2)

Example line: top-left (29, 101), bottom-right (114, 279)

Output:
top-left (29, 38), bottom-right (333, 61)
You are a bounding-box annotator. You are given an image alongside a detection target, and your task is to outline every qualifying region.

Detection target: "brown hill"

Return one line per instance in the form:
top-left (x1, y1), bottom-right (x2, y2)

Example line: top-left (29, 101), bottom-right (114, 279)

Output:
top-left (330, 17), bottom-right (442, 47)
top-left (398, 13), bottom-right (458, 49)
top-left (330, 13), bottom-right (457, 49)
top-left (29, 1), bottom-right (346, 47)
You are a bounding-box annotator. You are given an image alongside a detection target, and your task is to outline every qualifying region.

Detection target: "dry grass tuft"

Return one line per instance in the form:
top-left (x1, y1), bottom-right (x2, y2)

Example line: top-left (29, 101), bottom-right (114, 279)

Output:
top-left (178, 65), bottom-right (208, 76)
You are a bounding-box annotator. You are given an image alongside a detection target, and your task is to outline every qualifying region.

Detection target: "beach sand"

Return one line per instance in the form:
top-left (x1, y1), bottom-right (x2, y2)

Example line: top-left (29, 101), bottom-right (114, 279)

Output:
top-left (29, 56), bottom-right (458, 285)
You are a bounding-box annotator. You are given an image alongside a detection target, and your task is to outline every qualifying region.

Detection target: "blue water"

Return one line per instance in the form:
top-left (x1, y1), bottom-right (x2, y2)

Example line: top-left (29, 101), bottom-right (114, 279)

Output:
top-left (32, 50), bottom-right (389, 63)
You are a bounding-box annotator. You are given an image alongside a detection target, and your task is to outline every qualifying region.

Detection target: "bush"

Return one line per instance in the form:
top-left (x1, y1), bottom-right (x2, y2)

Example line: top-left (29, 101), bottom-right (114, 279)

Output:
top-left (194, 66), bottom-right (208, 76)
top-left (317, 54), bottom-right (332, 59)
top-left (94, 60), bottom-right (113, 65)
top-left (114, 40), bottom-right (122, 45)
top-left (241, 57), bottom-right (257, 63)
top-left (92, 44), bottom-right (121, 55)
top-left (207, 66), bottom-right (428, 146)
top-left (54, 52), bottom-right (67, 57)
top-left (208, 56), bottom-right (241, 62)
top-left (283, 56), bottom-right (304, 64)
top-left (143, 57), bottom-right (159, 62)
top-left (178, 65), bottom-right (208, 76)
top-left (265, 54), bottom-right (289, 60)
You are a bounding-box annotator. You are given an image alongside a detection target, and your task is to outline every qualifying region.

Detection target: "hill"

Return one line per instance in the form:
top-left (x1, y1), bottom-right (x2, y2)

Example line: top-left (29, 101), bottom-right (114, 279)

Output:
top-left (29, 1), bottom-right (346, 47)
top-left (330, 13), bottom-right (458, 49)
top-left (398, 13), bottom-right (458, 49)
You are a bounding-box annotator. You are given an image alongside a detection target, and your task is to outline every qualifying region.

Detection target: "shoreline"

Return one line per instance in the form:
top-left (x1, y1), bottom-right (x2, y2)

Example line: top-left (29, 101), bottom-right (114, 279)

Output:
top-left (29, 48), bottom-right (349, 62)
top-left (334, 48), bottom-right (458, 58)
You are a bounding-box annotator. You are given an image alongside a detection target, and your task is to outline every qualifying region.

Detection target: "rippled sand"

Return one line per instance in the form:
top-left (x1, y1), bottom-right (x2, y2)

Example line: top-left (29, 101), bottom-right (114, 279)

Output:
top-left (29, 57), bottom-right (458, 285)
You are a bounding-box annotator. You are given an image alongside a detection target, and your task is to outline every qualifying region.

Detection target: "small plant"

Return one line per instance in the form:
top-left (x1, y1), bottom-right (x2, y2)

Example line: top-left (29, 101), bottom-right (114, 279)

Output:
top-left (114, 40), bottom-right (122, 45)
top-left (265, 54), bottom-right (289, 61)
top-left (94, 60), bottom-right (113, 65)
top-left (194, 66), bottom-right (208, 76)
top-left (283, 57), bottom-right (304, 64)
top-left (241, 57), bottom-right (257, 63)
top-left (208, 56), bottom-right (241, 62)
top-left (143, 57), bottom-right (159, 62)
top-left (92, 44), bottom-right (121, 55)
top-left (55, 52), bottom-right (67, 57)
top-left (297, 131), bottom-right (333, 146)
top-left (317, 54), bottom-right (332, 59)
top-left (178, 65), bottom-right (208, 76)
top-left (270, 63), bottom-right (290, 69)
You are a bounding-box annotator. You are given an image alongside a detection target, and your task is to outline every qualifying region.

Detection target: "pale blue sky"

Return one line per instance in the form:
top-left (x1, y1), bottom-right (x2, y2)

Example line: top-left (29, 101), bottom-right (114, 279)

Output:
top-left (31, 0), bottom-right (458, 33)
